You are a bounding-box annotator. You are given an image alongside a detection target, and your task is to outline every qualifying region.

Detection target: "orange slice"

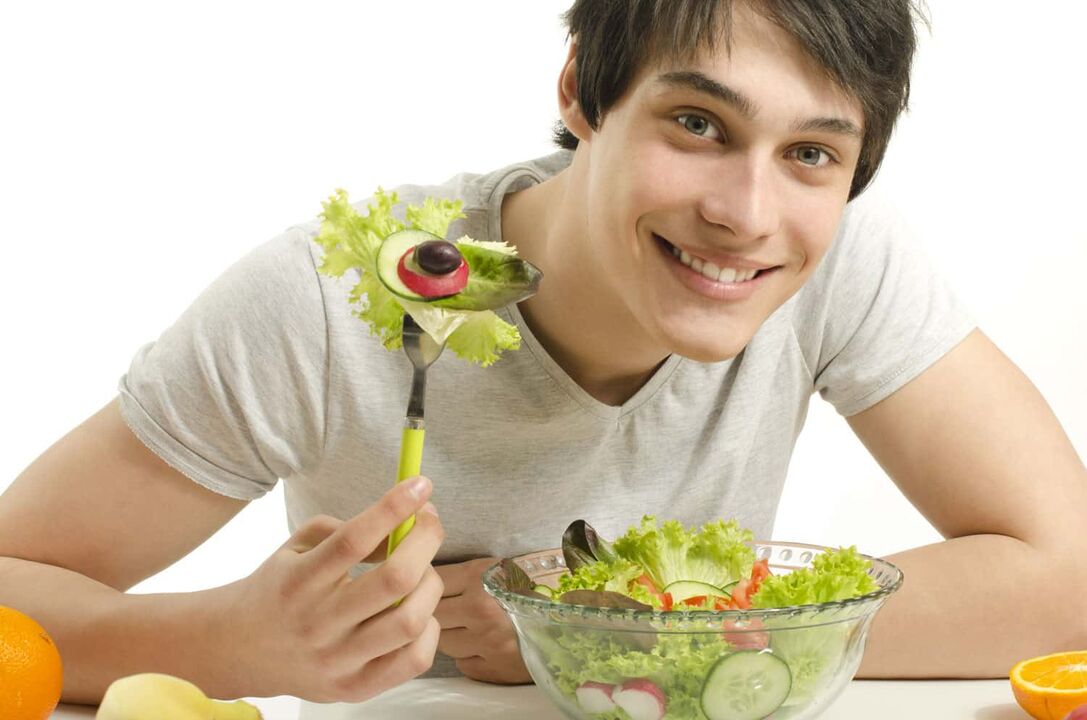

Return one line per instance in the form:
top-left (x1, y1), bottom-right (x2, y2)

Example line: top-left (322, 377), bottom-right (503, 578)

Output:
top-left (1010, 651), bottom-right (1087, 720)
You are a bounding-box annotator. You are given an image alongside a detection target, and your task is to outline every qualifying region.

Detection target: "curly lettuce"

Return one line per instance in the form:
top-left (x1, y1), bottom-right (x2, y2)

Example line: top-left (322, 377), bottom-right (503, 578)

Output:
top-left (750, 546), bottom-right (878, 609)
top-left (543, 628), bottom-right (731, 719)
top-left (313, 188), bottom-right (521, 365)
top-left (556, 558), bottom-right (658, 607)
top-left (750, 546), bottom-right (877, 706)
top-left (612, 515), bottom-right (755, 591)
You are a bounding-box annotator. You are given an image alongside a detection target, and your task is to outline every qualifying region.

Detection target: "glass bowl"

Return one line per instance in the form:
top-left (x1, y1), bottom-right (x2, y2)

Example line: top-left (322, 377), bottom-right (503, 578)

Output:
top-left (482, 542), bottom-right (902, 720)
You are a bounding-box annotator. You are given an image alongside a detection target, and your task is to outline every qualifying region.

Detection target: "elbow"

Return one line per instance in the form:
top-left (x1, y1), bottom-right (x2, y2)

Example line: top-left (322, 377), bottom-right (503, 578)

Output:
top-left (1038, 537), bottom-right (1087, 650)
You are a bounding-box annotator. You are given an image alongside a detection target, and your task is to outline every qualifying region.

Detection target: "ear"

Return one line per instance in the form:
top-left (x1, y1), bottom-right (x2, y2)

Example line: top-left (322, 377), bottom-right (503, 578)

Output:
top-left (557, 41), bottom-right (592, 141)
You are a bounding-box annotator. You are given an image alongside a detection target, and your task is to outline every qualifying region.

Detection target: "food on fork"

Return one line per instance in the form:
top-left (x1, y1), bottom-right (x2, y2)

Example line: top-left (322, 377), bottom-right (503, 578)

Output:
top-left (313, 188), bottom-right (542, 366)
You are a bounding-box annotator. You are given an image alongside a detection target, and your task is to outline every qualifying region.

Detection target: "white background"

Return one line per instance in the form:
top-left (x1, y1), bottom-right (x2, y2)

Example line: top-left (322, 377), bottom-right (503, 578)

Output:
top-left (0, 1), bottom-right (1083, 597)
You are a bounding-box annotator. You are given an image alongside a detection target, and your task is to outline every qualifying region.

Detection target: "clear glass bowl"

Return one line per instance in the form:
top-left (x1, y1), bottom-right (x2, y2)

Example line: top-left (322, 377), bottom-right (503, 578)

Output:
top-left (483, 542), bottom-right (902, 720)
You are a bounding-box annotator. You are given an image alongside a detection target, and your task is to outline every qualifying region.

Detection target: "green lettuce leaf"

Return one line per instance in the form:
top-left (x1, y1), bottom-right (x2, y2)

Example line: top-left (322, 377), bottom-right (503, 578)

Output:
top-left (750, 546), bottom-right (878, 608)
top-left (765, 620), bottom-right (851, 706)
top-left (612, 515), bottom-right (755, 591)
top-left (315, 188), bottom-right (402, 276)
top-left (404, 196), bottom-right (465, 238)
top-left (351, 272), bottom-right (406, 350)
top-left (429, 238), bottom-right (542, 311)
top-left (444, 310), bottom-right (521, 367)
top-left (312, 188), bottom-right (524, 365)
top-left (556, 558), bottom-right (658, 607)
top-left (543, 627), bottom-right (731, 719)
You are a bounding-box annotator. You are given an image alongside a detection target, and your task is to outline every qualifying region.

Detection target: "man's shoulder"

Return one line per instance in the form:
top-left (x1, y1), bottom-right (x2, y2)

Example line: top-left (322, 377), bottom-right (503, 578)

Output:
top-left (379, 150), bottom-right (573, 216)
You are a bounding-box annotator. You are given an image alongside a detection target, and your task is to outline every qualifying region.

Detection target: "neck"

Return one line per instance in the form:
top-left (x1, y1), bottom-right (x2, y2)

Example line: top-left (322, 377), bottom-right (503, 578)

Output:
top-left (501, 157), bottom-right (669, 406)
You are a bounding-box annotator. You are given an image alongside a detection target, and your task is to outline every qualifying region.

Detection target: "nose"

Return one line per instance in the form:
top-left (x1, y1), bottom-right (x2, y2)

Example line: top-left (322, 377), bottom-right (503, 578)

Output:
top-left (697, 155), bottom-right (781, 242)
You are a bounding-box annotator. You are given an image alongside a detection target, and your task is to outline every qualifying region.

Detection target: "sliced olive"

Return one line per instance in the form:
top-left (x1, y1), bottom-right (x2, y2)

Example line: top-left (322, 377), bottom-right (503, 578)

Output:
top-left (414, 240), bottom-right (463, 275)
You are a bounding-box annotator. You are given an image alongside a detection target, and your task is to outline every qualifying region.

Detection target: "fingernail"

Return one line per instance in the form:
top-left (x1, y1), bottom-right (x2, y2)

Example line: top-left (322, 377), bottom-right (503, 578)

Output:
top-left (420, 502), bottom-right (438, 516)
top-left (405, 475), bottom-right (430, 499)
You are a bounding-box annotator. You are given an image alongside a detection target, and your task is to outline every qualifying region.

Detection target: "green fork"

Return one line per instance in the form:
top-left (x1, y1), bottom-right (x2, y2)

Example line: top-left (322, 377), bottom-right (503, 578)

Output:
top-left (387, 314), bottom-right (446, 557)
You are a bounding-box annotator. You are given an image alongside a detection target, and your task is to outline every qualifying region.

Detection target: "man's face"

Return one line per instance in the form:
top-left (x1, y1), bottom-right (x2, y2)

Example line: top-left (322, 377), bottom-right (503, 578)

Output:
top-left (576, 4), bottom-right (864, 362)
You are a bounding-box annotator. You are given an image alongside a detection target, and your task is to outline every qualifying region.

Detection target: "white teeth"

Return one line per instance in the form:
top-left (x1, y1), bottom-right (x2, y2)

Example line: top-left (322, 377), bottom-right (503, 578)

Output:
top-left (669, 241), bottom-right (762, 283)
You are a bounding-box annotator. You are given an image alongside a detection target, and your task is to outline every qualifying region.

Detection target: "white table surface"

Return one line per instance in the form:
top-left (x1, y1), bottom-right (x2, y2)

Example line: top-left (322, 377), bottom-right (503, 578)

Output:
top-left (52, 677), bottom-right (1022, 719)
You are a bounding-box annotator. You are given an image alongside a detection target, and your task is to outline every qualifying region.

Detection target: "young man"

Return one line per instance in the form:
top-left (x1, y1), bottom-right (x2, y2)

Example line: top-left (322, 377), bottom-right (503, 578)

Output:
top-left (1, 0), bottom-right (1085, 705)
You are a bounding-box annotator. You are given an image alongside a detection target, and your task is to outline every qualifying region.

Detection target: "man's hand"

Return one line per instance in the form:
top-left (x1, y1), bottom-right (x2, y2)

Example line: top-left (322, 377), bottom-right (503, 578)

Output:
top-left (434, 557), bottom-right (532, 684)
top-left (224, 475), bottom-right (445, 701)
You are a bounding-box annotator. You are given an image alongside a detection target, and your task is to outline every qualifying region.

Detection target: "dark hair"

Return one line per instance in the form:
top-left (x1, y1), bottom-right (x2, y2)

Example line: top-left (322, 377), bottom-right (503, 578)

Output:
top-left (555, 0), bottom-right (925, 199)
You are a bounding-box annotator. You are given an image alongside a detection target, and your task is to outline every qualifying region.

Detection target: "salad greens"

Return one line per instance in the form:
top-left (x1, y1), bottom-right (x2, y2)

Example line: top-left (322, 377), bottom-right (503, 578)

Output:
top-left (613, 516), bottom-right (756, 592)
top-left (750, 546), bottom-right (878, 609)
top-left (558, 558), bottom-right (659, 607)
top-left (529, 516), bottom-right (885, 719)
top-left (542, 631), bottom-right (732, 719)
top-left (313, 188), bottom-right (522, 366)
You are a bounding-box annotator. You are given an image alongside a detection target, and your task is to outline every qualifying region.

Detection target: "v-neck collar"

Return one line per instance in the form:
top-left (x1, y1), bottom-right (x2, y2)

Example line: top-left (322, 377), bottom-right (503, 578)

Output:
top-left (501, 302), bottom-right (684, 421)
top-left (481, 153), bottom-right (684, 422)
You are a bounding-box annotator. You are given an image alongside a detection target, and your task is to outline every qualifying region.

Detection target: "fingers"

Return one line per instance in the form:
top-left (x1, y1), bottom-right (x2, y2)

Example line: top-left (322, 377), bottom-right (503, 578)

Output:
top-left (435, 587), bottom-right (517, 669)
top-left (302, 476), bottom-right (434, 587)
top-left (345, 566), bottom-right (444, 662)
top-left (435, 626), bottom-right (479, 658)
top-left (338, 617), bottom-right (441, 703)
top-left (282, 514), bottom-right (342, 553)
top-left (356, 501), bottom-right (434, 563)
top-left (455, 653), bottom-right (532, 685)
top-left (434, 557), bottom-right (501, 597)
top-left (330, 503), bottom-right (444, 626)
top-left (435, 595), bottom-right (514, 652)
top-left (433, 592), bottom-right (473, 630)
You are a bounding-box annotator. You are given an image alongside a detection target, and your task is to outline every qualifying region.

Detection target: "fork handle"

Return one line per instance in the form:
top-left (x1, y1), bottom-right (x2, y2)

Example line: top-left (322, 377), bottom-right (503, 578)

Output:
top-left (387, 426), bottom-right (426, 558)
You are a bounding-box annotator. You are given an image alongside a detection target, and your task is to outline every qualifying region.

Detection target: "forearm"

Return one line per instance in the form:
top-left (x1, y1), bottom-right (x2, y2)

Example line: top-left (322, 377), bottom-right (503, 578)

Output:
top-left (0, 556), bottom-right (245, 705)
top-left (857, 533), bottom-right (1087, 678)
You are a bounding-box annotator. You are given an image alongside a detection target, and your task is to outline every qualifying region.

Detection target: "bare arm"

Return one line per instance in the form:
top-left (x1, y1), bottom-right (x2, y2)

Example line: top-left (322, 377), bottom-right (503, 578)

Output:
top-left (848, 330), bottom-right (1087, 677)
top-left (0, 399), bottom-right (445, 703)
top-left (0, 399), bottom-right (248, 702)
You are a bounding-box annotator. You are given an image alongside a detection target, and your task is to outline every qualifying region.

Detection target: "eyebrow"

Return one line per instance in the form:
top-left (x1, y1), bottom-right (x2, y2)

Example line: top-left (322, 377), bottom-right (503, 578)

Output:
top-left (656, 70), bottom-right (863, 139)
top-left (658, 70), bottom-right (756, 119)
top-left (793, 116), bottom-right (863, 139)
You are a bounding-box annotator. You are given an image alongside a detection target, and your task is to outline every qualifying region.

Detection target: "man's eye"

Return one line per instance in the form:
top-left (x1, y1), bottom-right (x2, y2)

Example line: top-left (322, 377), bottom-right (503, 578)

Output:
top-left (790, 146), bottom-right (834, 167)
top-left (676, 114), bottom-right (722, 140)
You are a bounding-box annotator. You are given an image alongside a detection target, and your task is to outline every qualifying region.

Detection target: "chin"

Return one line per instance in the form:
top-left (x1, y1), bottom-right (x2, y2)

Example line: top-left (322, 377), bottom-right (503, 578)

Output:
top-left (666, 333), bottom-right (751, 363)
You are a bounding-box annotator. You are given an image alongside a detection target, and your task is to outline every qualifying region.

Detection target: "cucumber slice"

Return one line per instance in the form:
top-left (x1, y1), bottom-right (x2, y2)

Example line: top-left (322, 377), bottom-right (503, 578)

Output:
top-left (721, 580), bottom-right (739, 594)
top-left (375, 228), bottom-right (439, 301)
top-left (662, 580), bottom-right (729, 604)
top-left (700, 649), bottom-right (792, 720)
top-left (531, 584), bottom-right (554, 599)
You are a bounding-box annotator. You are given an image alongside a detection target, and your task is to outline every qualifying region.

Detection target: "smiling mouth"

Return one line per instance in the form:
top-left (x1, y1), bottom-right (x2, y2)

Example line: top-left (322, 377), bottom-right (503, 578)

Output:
top-left (653, 234), bottom-right (779, 284)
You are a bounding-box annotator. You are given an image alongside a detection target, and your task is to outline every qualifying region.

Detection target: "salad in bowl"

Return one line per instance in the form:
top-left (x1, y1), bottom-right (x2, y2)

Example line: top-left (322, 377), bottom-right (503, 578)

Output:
top-left (482, 516), bottom-right (903, 720)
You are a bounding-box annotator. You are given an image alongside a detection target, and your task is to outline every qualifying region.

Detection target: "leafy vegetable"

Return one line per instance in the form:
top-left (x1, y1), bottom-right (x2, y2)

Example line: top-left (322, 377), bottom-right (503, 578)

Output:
top-left (762, 620), bottom-right (850, 707)
top-left (612, 516), bottom-right (755, 591)
top-left (542, 629), bottom-right (731, 720)
top-left (429, 238), bottom-right (542, 311)
top-left (745, 546), bottom-right (877, 707)
top-left (532, 519), bottom-right (884, 717)
top-left (563, 519), bottom-right (619, 572)
top-left (557, 558), bottom-right (659, 607)
top-left (749, 546), bottom-right (878, 608)
top-left (313, 188), bottom-right (522, 365)
top-left (441, 308), bottom-right (521, 367)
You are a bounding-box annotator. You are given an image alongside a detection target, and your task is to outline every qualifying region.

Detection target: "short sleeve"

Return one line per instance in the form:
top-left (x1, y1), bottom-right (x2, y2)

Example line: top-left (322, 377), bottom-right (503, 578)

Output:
top-left (118, 227), bottom-right (328, 500)
top-left (795, 194), bottom-right (976, 417)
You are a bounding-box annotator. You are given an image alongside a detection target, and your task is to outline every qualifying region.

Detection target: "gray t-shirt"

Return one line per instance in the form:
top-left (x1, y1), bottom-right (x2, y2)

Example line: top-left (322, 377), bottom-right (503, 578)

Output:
top-left (118, 150), bottom-right (973, 673)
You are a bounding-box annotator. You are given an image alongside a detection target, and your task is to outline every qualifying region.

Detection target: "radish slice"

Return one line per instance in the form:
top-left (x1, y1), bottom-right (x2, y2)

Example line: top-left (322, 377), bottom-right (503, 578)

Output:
top-left (612, 678), bottom-right (666, 720)
top-left (575, 681), bottom-right (617, 712)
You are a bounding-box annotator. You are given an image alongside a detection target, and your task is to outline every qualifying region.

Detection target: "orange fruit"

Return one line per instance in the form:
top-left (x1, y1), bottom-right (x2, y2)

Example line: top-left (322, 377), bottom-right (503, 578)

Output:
top-left (0, 606), bottom-right (64, 720)
top-left (1011, 651), bottom-right (1087, 720)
